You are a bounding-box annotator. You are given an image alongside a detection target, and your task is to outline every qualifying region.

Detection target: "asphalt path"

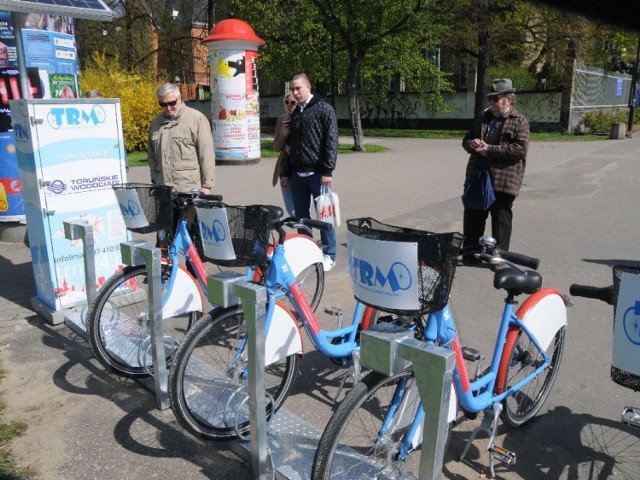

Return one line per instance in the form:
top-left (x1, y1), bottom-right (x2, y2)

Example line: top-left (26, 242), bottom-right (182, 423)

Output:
top-left (1, 135), bottom-right (639, 479)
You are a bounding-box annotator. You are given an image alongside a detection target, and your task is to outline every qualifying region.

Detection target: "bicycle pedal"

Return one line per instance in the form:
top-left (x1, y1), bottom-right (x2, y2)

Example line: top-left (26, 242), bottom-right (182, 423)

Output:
top-left (489, 446), bottom-right (516, 466)
top-left (461, 346), bottom-right (481, 362)
top-left (621, 406), bottom-right (640, 428)
top-left (324, 306), bottom-right (343, 317)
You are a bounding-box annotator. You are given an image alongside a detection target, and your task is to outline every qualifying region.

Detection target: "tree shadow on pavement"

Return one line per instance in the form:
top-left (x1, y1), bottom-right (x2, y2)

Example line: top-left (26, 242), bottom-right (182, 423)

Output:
top-left (25, 320), bottom-right (252, 479)
top-left (444, 405), bottom-right (640, 479)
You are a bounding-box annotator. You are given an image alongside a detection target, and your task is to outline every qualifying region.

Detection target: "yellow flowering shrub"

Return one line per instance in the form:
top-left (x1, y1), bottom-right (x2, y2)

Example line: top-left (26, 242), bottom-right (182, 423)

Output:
top-left (80, 52), bottom-right (163, 153)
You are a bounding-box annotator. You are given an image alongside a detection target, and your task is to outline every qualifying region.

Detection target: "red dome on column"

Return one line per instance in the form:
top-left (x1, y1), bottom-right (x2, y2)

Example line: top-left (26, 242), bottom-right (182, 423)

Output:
top-left (202, 18), bottom-right (265, 45)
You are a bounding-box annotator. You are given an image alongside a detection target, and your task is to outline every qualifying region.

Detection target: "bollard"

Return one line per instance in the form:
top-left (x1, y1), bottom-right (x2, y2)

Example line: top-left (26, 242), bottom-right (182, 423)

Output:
top-left (360, 323), bottom-right (455, 480)
top-left (207, 272), bottom-right (272, 479)
top-left (231, 280), bottom-right (271, 480)
top-left (63, 220), bottom-right (96, 325)
top-left (397, 339), bottom-right (455, 479)
top-left (610, 122), bottom-right (626, 139)
top-left (119, 241), bottom-right (169, 410)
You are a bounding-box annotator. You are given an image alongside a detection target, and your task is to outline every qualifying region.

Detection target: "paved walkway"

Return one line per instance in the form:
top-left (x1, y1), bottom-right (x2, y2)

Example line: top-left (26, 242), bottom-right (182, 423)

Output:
top-left (1, 135), bottom-right (640, 479)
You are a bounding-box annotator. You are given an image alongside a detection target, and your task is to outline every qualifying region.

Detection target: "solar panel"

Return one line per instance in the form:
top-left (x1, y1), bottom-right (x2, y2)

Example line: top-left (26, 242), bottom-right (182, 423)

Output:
top-left (0, 0), bottom-right (114, 21)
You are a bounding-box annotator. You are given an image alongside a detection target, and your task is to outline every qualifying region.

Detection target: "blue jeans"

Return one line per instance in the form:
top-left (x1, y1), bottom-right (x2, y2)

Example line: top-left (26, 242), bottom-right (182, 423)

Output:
top-left (291, 172), bottom-right (336, 261)
top-left (281, 185), bottom-right (295, 217)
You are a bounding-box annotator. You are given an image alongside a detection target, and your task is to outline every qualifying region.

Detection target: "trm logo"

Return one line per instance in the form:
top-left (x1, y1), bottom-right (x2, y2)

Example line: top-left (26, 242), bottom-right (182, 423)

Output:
top-left (350, 256), bottom-right (412, 292)
top-left (47, 105), bottom-right (107, 130)
top-left (119, 199), bottom-right (141, 218)
top-left (199, 219), bottom-right (226, 243)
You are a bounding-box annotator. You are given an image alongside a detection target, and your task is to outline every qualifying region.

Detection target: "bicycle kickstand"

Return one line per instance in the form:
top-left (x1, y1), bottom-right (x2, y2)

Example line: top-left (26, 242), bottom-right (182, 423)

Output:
top-left (622, 406), bottom-right (640, 428)
top-left (459, 402), bottom-right (516, 478)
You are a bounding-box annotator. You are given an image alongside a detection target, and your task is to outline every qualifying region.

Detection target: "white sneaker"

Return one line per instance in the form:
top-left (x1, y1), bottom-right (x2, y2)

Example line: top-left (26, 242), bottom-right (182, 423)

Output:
top-left (322, 255), bottom-right (336, 272)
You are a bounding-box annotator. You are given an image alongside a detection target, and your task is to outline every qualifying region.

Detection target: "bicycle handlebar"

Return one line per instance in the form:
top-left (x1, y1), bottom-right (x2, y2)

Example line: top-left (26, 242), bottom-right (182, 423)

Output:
top-left (569, 284), bottom-right (615, 305)
top-left (463, 240), bottom-right (540, 272)
top-left (198, 193), bottom-right (224, 202)
top-left (494, 246), bottom-right (540, 270)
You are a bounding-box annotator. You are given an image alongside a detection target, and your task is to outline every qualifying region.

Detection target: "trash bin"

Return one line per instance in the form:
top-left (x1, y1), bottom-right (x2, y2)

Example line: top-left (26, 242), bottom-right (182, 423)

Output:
top-left (610, 122), bottom-right (626, 139)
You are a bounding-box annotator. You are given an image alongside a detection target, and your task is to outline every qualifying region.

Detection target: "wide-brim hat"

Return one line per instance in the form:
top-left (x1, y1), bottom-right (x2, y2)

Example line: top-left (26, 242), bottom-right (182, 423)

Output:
top-left (487, 78), bottom-right (516, 97)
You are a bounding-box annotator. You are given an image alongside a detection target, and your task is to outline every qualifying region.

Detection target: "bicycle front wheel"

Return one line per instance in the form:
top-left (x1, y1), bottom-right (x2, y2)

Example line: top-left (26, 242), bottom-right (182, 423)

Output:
top-left (500, 325), bottom-right (566, 428)
top-left (169, 305), bottom-right (299, 441)
top-left (87, 264), bottom-right (200, 378)
top-left (312, 369), bottom-right (424, 480)
top-left (293, 261), bottom-right (324, 312)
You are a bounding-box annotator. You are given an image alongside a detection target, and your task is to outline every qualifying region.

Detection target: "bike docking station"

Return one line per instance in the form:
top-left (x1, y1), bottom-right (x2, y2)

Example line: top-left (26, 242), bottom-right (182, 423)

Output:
top-left (207, 265), bottom-right (457, 480)
top-left (63, 219), bottom-right (170, 410)
top-left (206, 271), bottom-right (336, 479)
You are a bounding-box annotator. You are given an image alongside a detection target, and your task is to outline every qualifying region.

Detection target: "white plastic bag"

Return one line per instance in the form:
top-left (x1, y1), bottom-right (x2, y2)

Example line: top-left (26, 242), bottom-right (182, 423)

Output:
top-left (315, 185), bottom-right (341, 227)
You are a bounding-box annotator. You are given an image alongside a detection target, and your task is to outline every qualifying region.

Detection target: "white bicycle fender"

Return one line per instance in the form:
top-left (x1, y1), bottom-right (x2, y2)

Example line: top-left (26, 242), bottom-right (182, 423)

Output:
top-left (264, 303), bottom-right (303, 365)
top-left (162, 266), bottom-right (204, 318)
top-left (283, 235), bottom-right (324, 277)
top-left (518, 291), bottom-right (567, 350)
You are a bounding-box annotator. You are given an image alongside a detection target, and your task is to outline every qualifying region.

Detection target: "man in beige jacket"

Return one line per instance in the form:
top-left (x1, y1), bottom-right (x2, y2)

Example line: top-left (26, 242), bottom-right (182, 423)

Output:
top-left (148, 83), bottom-right (215, 194)
top-left (148, 83), bottom-right (215, 259)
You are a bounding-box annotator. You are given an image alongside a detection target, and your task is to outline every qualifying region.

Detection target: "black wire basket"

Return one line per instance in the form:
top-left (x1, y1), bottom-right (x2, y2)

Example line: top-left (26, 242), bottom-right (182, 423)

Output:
top-left (112, 183), bottom-right (173, 233)
top-left (194, 199), bottom-right (276, 267)
top-left (610, 264), bottom-right (640, 391)
top-left (347, 218), bottom-right (464, 315)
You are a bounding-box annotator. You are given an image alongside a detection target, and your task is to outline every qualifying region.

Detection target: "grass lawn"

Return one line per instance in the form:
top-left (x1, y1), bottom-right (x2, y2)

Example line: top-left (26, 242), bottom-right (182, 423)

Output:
top-left (126, 128), bottom-right (607, 167)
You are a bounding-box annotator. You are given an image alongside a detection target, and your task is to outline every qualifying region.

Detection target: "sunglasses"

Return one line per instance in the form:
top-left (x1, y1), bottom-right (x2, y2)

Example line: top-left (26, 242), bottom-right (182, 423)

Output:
top-left (488, 95), bottom-right (507, 102)
top-left (285, 100), bottom-right (297, 105)
top-left (159, 99), bottom-right (179, 108)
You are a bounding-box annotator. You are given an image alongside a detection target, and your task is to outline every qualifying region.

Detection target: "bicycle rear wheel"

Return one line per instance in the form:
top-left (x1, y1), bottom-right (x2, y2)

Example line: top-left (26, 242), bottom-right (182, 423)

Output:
top-left (500, 325), bottom-right (565, 428)
top-left (169, 305), bottom-right (299, 441)
top-left (87, 264), bottom-right (200, 378)
top-left (312, 369), bottom-right (424, 480)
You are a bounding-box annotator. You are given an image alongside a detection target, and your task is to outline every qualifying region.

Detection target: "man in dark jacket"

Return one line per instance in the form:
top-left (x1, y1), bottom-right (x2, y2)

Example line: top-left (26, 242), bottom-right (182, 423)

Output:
top-left (281, 73), bottom-right (339, 271)
top-left (461, 78), bottom-right (529, 264)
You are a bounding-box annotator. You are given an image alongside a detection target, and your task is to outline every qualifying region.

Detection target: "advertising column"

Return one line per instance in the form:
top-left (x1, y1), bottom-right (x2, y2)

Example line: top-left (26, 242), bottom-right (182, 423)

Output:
top-left (203, 18), bottom-right (265, 165)
top-left (10, 99), bottom-right (128, 323)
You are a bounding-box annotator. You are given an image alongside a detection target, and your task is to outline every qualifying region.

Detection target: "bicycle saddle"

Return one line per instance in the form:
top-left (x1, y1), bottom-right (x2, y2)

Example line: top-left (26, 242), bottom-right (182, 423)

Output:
top-left (493, 268), bottom-right (542, 294)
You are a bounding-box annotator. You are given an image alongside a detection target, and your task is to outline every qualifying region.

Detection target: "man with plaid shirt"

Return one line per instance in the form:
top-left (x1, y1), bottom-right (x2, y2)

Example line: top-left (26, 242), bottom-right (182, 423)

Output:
top-left (461, 78), bottom-right (530, 264)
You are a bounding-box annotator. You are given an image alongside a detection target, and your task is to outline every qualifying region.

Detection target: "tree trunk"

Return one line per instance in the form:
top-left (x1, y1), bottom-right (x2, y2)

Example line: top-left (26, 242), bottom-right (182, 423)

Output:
top-left (347, 55), bottom-right (365, 151)
top-left (474, 0), bottom-right (491, 119)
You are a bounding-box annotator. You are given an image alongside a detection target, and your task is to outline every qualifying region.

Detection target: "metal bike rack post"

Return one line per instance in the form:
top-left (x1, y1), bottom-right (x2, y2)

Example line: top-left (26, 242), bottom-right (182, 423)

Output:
top-left (360, 322), bottom-right (455, 480)
top-left (63, 220), bottom-right (96, 322)
top-left (120, 241), bottom-right (169, 410)
top-left (207, 272), bottom-right (272, 480)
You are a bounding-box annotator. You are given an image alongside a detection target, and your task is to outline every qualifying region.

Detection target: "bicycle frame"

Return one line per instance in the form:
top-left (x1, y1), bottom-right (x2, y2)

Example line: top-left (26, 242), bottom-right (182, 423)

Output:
top-left (387, 299), bottom-right (554, 461)
top-left (164, 216), bottom-right (329, 322)
top-left (165, 217), bottom-right (209, 290)
top-left (264, 242), bottom-right (371, 360)
top-left (158, 217), bottom-right (208, 317)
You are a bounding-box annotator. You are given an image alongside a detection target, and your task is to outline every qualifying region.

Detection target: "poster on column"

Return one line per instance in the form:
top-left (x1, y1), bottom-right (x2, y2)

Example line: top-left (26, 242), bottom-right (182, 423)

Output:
top-left (210, 48), bottom-right (261, 161)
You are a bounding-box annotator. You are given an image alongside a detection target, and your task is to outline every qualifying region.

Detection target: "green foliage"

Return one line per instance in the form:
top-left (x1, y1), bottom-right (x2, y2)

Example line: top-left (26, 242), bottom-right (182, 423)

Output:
top-left (580, 109), bottom-right (629, 134)
top-left (488, 65), bottom-right (539, 91)
top-left (80, 52), bottom-right (162, 152)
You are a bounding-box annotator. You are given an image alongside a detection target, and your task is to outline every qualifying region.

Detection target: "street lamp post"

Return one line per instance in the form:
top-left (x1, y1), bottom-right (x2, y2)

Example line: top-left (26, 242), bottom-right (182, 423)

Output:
top-left (627, 34), bottom-right (640, 135)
